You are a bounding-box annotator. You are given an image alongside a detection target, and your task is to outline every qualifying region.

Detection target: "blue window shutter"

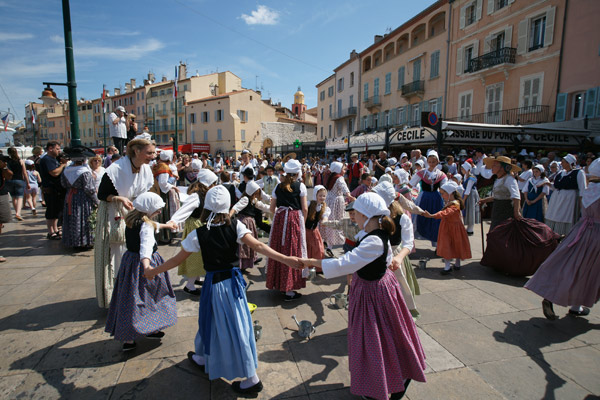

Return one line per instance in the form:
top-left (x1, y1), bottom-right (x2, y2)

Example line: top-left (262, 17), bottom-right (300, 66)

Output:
top-left (367, 114), bottom-right (372, 128)
top-left (555, 93), bottom-right (567, 121)
top-left (214, 110), bottom-right (218, 121)
top-left (584, 88), bottom-right (597, 118)
top-left (422, 100), bottom-right (429, 112)
top-left (390, 109), bottom-right (396, 126)
top-left (398, 67), bottom-right (405, 89)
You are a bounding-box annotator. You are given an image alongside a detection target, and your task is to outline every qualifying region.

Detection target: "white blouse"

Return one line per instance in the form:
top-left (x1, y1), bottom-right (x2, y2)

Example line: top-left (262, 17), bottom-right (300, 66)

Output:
top-left (168, 193), bottom-right (200, 224)
top-left (321, 234), bottom-right (392, 279)
top-left (232, 196), bottom-right (272, 214)
top-left (181, 220), bottom-right (251, 253)
top-left (139, 223), bottom-right (160, 261)
top-left (399, 214), bottom-right (414, 252)
top-left (157, 173), bottom-right (174, 193)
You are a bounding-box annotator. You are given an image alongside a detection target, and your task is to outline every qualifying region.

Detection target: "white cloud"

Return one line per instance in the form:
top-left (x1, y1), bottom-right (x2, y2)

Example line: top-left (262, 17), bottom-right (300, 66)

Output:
top-left (0, 32), bottom-right (34, 41)
top-left (75, 39), bottom-right (165, 61)
top-left (240, 5), bottom-right (280, 25)
top-left (50, 35), bottom-right (62, 44)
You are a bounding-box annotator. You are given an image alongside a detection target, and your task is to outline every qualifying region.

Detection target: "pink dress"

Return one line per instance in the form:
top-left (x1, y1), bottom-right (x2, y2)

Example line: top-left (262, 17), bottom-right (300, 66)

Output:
top-left (320, 177), bottom-right (350, 246)
top-left (525, 196), bottom-right (600, 307)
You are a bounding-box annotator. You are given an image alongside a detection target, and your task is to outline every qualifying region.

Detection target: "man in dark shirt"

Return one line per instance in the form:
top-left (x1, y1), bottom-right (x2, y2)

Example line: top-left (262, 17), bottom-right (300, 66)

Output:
top-left (39, 141), bottom-right (67, 239)
top-left (374, 150), bottom-right (389, 180)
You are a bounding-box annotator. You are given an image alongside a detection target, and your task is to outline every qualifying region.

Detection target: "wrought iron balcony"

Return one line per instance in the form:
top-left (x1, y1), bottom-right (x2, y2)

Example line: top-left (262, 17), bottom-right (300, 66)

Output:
top-left (445, 105), bottom-right (550, 125)
top-left (401, 80), bottom-right (424, 97)
top-left (467, 47), bottom-right (516, 73)
top-left (331, 106), bottom-right (358, 120)
top-left (363, 97), bottom-right (381, 109)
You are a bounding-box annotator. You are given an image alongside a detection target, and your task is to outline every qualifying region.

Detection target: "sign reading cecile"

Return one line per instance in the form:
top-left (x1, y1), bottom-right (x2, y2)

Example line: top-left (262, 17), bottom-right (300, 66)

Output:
top-left (388, 127), bottom-right (437, 145)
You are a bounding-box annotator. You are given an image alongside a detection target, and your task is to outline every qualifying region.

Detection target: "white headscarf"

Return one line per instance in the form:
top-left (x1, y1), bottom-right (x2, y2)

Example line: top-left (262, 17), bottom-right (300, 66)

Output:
top-left (394, 168), bottom-right (409, 185)
top-left (353, 192), bottom-right (390, 229)
top-left (378, 174), bottom-right (393, 184)
top-left (245, 180), bottom-right (260, 196)
top-left (441, 181), bottom-right (459, 195)
top-left (196, 169), bottom-right (218, 187)
top-left (427, 150), bottom-right (439, 160)
top-left (461, 161), bottom-right (472, 173)
top-left (582, 158), bottom-right (600, 208)
top-left (533, 164), bottom-right (545, 173)
top-left (312, 185), bottom-right (326, 202)
top-left (133, 192), bottom-right (165, 214)
top-left (160, 150), bottom-right (173, 162)
top-left (372, 181), bottom-right (397, 207)
top-left (563, 154), bottom-right (577, 166)
top-left (330, 161), bottom-right (343, 174)
top-left (453, 173), bottom-right (462, 184)
top-left (284, 159), bottom-right (302, 175)
top-left (204, 186), bottom-right (231, 229)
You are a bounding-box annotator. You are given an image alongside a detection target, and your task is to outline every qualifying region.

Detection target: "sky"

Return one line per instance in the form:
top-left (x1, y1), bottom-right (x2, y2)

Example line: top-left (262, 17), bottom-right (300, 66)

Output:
top-left (0, 0), bottom-right (435, 124)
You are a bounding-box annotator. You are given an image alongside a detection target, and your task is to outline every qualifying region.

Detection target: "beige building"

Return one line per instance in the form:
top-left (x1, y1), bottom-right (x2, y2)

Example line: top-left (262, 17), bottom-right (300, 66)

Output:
top-left (46, 102), bottom-right (68, 146)
top-left (331, 51), bottom-right (360, 139)
top-left (78, 100), bottom-right (94, 147)
top-left (187, 89), bottom-right (277, 158)
top-left (448, 0), bottom-right (563, 125)
top-left (315, 74), bottom-right (336, 141)
top-left (147, 66), bottom-right (242, 146)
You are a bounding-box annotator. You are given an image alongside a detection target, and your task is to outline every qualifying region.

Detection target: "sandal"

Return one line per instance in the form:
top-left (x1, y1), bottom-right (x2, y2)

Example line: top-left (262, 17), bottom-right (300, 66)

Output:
top-left (15, 215), bottom-right (24, 221)
top-left (48, 233), bottom-right (61, 240)
top-left (0, 256), bottom-right (6, 263)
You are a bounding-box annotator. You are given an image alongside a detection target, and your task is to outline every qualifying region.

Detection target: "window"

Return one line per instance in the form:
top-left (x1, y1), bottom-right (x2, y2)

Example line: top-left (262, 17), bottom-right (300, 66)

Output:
top-left (429, 99), bottom-right (438, 115)
top-left (320, 91), bottom-right (325, 101)
top-left (328, 125), bottom-right (332, 138)
top-left (178, 116), bottom-right (182, 127)
top-left (137, 107), bottom-right (140, 115)
top-left (348, 118), bottom-right (354, 133)
top-left (160, 90), bottom-right (165, 96)
top-left (142, 106), bottom-right (145, 114)
top-left (241, 129), bottom-right (246, 141)
top-left (373, 113), bottom-right (379, 129)
top-left (384, 73), bottom-right (391, 95)
top-left (384, 111), bottom-right (390, 126)
top-left (373, 78), bottom-right (380, 101)
top-left (349, 95), bottom-right (354, 108)
top-left (337, 99), bottom-right (342, 117)
top-left (320, 127), bottom-right (323, 139)
top-left (336, 121), bottom-right (343, 136)
top-left (215, 109), bottom-right (223, 122)
top-left (398, 107), bottom-right (406, 124)
top-left (170, 117), bottom-right (174, 129)
top-left (301, 125), bottom-right (305, 133)
top-left (170, 101), bottom-right (174, 110)
top-left (337, 78), bottom-right (344, 92)
top-left (430, 51), bottom-right (440, 78)
top-left (412, 104), bottom-right (420, 125)
top-left (465, 4), bottom-right (476, 26)
top-left (137, 92), bottom-right (139, 101)
top-left (572, 93), bottom-right (585, 119)
top-left (320, 108), bottom-right (323, 121)
top-left (459, 91), bottom-right (473, 120)
top-left (495, 0), bottom-right (508, 11)
top-left (201, 111), bottom-right (209, 123)
top-left (362, 116), bottom-right (368, 130)
top-left (464, 45), bottom-right (474, 73)
top-left (491, 32), bottom-right (505, 51)
top-left (217, 129), bottom-right (222, 140)
top-left (520, 74), bottom-right (543, 109)
top-left (350, 72), bottom-right (354, 87)
top-left (237, 110), bottom-right (248, 122)
top-left (184, 84), bottom-right (188, 92)
top-left (328, 86), bottom-right (334, 97)
top-left (141, 92), bottom-right (144, 100)
top-left (397, 67), bottom-right (405, 89)
top-left (364, 83), bottom-right (369, 101)
top-left (329, 104), bottom-right (332, 117)
top-left (189, 113), bottom-right (196, 124)
top-left (529, 15), bottom-right (546, 51)
top-left (485, 83), bottom-right (503, 123)
top-left (413, 59), bottom-right (421, 81)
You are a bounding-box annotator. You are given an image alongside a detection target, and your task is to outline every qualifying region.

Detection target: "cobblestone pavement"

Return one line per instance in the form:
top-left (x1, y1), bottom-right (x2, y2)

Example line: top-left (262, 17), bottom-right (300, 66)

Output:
top-left (0, 211), bottom-right (598, 399)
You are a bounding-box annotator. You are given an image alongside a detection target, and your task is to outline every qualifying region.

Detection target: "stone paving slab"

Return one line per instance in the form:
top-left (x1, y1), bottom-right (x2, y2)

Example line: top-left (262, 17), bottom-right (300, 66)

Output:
top-left (537, 346), bottom-right (600, 394)
top-left (407, 367), bottom-right (506, 400)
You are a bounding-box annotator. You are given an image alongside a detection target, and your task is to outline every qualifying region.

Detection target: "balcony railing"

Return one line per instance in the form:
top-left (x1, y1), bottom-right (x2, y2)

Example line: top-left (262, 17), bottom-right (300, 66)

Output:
top-left (331, 106), bottom-right (358, 120)
top-left (445, 105), bottom-right (550, 125)
top-left (467, 47), bottom-right (516, 73)
top-left (363, 97), bottom-right (381, 109)
top-left (401, 80), bottom-right (424, 97)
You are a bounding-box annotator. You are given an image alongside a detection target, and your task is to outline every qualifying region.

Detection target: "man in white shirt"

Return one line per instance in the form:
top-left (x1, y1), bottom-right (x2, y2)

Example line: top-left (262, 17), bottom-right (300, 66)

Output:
top-left (109, 106), bottom-right (128, 154)
top-left (213, 155), bottom-right (223, 173)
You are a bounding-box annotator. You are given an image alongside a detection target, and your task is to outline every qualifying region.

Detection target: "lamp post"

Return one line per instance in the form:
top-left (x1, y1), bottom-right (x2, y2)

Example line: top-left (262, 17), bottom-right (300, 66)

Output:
top-left (39, 0), bottom-right (80, 147)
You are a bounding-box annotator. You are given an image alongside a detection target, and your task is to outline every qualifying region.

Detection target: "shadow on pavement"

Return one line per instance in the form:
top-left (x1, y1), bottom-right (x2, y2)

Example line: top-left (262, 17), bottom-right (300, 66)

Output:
top-left (493, 316), bottom-right (600, 400)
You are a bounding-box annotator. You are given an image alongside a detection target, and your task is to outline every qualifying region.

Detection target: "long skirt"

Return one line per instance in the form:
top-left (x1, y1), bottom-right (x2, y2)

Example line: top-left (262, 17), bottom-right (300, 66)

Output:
top-left (194, 272), bottom-right (258, 381)
top-left (545, 189), bottom-right (581, 235)
top-left (306, 227), bottom-right (325, 259)
top-left (348, 269), bottom-right (426, 400)
top-left (178, 217), bottom-right (205, 277)
top-left (105, 251), bottom-right (177, 341)
top-left (266, 208), bottom-right (307, 292)
top-left (416, 191), bottom-right (443, 244)
top-left (238, 214), bottom-right (258, 270)
top-left (157, 189), bottom-right (180, 244)
top-left (522, 189), bottom-right (546, 223)
top-left (437, 219), bottom-right (472, 261)
top-left (463, 189), bottom-right (480, 229)
top-left (490, 199), bottom-right (514, 231)
top-left (62, 188), bottom-right (95, 248)
top-left (320, 194), bottom-right (346, 246)
top-left (525, 215), bottom-right (600, 307)
top-left (94, 201), bottom-right (127, 308)
top-left (392, 246), bottom-right (420, 318)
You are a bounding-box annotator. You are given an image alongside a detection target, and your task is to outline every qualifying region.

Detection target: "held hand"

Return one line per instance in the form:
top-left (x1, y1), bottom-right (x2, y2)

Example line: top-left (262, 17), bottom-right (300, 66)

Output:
top-left (389, 258), bottom-right (401, 271)
top-left (514, 212), bottom-right (522, 221)
top-left (120, 197), bottom-right (134, 210)
top-left (173, 186), bottom-right (180, 193)
top-left (165, 221), bottom-right (178, 231)
top-left (285, 256), bottom-right (303, 269)
top-left (143, 266), bottom-right (155, 281)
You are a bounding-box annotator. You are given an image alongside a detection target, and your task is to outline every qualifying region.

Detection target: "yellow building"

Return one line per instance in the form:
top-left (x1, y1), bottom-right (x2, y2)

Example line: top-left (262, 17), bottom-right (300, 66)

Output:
top-left (187, 89), bottom-right (278, 158)
top-left (78, 100), bottom-right (94, 147)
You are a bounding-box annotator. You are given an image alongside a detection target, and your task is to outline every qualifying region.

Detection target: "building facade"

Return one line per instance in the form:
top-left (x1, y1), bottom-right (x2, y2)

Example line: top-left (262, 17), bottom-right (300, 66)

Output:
top-left (332, 51), bottom-right (360, 139)
top-left (316, 74), bottom-right (336, 141)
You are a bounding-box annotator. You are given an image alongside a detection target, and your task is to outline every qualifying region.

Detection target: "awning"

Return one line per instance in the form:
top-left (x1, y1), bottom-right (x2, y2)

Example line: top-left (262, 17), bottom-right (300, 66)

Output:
top-left (157, 144), bottom-right (210, 153)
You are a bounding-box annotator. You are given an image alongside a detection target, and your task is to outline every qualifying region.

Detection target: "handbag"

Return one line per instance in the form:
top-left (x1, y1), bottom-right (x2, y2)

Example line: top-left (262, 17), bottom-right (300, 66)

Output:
top-left (109, 204), bottom-right (126, 244)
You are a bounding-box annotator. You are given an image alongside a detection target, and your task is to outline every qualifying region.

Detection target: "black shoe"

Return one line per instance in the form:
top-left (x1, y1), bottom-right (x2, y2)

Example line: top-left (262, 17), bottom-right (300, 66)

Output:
top-left (390, 379), bottom-right (412, 400)
top-left (452, 264), bottom-right (461, 271)
top-left (568, 307), bottom-right (590, 317)
top-left (187, 351), bottom-right (206, 373)
top-left (254, 257), bottom-right (263, 265)
top-left (194, 280), bottom-right (204, 286)
top-left (284, 292), bottom-right (302, 301)
top-left (232, 380), bottom-right (263, 394)
top-left (122, 342), bottom-right (137, 352)
top-left (440, 269), bottom-right (452, 275)
top-left (467, 231), bottom-right (474, 236)
top-left (183, 287), bottom-right (201, 296)
top-left (542, 299), bottom-right (557, 320)
top-left (146, 331), bottom-right (165, 340)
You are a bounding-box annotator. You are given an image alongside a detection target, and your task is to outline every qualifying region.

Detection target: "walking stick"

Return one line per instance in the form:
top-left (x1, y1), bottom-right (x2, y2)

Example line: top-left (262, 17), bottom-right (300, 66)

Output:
top-left (480, 204), bottom-right (486, 254)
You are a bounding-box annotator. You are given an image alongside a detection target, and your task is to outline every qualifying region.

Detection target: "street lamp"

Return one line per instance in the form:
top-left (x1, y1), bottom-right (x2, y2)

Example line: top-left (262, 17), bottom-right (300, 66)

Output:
top-left (39, 0), bottom-right (80, 147)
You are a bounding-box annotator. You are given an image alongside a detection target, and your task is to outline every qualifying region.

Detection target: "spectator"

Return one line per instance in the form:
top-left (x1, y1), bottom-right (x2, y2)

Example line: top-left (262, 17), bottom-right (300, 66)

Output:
top-left (6, 147), bottom-right (30, 221)
top-left (109, 106), bottom-right (127, 154)
top-left (39, 141), bottom-right (67, 239)
top-left (103, 146), bottom-right (118, 168)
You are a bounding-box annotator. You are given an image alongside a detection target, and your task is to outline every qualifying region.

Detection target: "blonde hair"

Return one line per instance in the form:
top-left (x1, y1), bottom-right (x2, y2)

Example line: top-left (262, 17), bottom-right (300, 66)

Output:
top-left (125, 209), bottom-right (158, 230)
top-left (126, 138), bottom-right (154, 158)
top-left (280, 174), bottom-right (296, 193)
top-left (88, 155), bottom-right (102, 168)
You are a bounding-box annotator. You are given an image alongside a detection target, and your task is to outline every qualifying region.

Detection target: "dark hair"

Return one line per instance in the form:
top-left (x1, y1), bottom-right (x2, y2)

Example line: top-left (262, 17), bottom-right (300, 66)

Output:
top-left (199, 209), bottom-right (231, 226)
top-left (447, 191), bottom-right (465, 210)
top-left (46, 141), bottom-right (60, 150)
top-left (7, 147), bottom-right (19, 161)
top-left (360, 173), bottom-right (370, 181)
top-left (379, 215), bottom-right (396, 236)
top-left (111, 154), bottom-right (122, 162)
top-left (522, 160), bottom-right (533, 169)
top-left (220, 170), bottom-right (230, 182)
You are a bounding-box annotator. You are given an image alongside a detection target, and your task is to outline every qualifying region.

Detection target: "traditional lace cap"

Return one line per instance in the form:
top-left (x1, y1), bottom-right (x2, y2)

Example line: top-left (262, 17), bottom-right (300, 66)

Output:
top-left (589, 158), bottom-right (600, 178)
top-left (533, 164), bottom-right (545, 173)
top-left (453, 173), bottom-right (462, 183)
top-left (204, 186), bottom-right (231, 229)
top-left (313, 185), bottom-right (326, 201)
top-left (284, 159), bottom-right (302, 175)
top-left (353, 193), bottom-right (390, 222)
top-left (378, 174), bottom-right (393, 184)
top-left (133, 192), bottom-right (165, 214)
top-left (160, 150), bottom-right (173, 161)
top-left (245, 180), bottom-right (260, 196)
top-left (563, 154), bottom-right (577, 166)
top-left (196, 169), bottom-right (218, 187)
top-left (461, 161), bottom-right (472, 172)
top-left (371, 181), bottom-right (397, 207)
top-left (427, 150), bottom-right (439, 160)
top-left (330, 161), bottom-right (343, 174)
top-left (441, 181), bottom-right (460, 195)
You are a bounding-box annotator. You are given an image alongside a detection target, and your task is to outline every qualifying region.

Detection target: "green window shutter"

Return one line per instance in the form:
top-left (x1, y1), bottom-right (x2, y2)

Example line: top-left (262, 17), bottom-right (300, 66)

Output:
top-left (584, 88), bottom-right (597, 118)
top-left (555, 93), bottom-right (567, 121)
top-left (398, 67), bottom-right (405, 89)
top-left (437, 96), bottom-right (443, 117)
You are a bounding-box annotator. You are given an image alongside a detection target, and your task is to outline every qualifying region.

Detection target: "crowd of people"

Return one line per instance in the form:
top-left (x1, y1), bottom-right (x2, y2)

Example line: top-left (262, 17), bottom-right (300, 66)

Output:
top-left (0, 138), bottom-right (598, 400)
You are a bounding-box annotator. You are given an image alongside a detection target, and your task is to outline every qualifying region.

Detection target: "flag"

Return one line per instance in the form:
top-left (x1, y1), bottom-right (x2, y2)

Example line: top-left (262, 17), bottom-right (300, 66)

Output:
top-left (101, 84), bottom-right (106, 113)
top-left (1, 114), bottom-right (8, 131)
top-left (173, 66), bottom-right (178, 99)
top-left (31, 108), bottom-right (36, 125)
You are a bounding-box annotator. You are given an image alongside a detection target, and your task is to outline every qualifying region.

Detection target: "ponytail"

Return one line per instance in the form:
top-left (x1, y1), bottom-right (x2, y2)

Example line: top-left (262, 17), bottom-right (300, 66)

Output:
top-left (379, 215), bottom-right (396, 236)
top-left (452, 191), bottom-right (465, 210)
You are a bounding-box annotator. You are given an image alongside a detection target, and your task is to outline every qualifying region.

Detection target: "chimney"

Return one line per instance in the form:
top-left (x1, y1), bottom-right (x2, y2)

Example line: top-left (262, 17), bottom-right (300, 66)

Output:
top-left (350, 49), bottom-right (358, 58)
top-left (148, 72), bottom-right (155, 83)
top-left (162, 76), bottom-right (167, 82)
top-left (374, 35), bottom-right (383, 44)
top-left (130, 78), bottom-right (136, 89)
top-left (125, 83), bottom-right (131, 93)
top-left (114, 88), bottom-right (121, 96)
top-left (178, 62), bottom-right (187, 80)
